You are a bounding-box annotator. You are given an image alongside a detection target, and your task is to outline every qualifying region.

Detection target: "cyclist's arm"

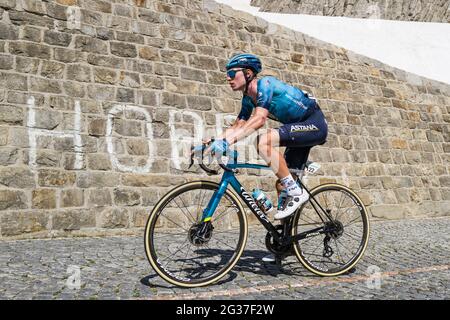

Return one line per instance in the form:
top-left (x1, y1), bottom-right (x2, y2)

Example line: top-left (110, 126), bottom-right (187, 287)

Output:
top-left (224, 107), bottom-right (268, 145)
top-left (204, 118), bottom-right (246, 144)
top-left (225, 78), bottom-right (273, 145)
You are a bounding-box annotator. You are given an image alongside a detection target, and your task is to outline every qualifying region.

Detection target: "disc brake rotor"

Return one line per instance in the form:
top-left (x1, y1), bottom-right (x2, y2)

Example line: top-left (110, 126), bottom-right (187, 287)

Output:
top-left (188, 222), bottom-right (214, 246)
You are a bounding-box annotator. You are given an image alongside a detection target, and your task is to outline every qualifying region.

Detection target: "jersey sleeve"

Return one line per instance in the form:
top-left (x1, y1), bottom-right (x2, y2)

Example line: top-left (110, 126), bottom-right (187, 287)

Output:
top-left (237, 96), bottom-right (254, 121)
top-left (256, 77), bottom-right (274, 110)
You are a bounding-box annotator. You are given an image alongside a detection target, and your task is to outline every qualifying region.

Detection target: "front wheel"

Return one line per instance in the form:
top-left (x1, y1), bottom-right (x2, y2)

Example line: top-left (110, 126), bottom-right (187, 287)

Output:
top-left (144, 181), bottom-right (248, 287)
top-left (292, 183), bottom-right (370, 276)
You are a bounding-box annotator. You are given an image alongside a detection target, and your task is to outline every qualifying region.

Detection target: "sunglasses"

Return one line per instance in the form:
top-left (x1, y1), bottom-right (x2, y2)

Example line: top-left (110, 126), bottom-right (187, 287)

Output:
top-left (226, 68), bottom-right (244, 79)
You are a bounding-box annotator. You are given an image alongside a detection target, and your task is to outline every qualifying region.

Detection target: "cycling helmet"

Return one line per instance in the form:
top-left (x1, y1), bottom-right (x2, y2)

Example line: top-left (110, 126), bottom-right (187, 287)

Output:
top-left (226, 53), bottom-right (262, 74)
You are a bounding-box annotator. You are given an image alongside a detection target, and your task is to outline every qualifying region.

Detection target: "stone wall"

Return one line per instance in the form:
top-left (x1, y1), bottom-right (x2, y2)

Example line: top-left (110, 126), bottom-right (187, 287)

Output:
top-left (251, 0), bottom-right (450, 23)
top-left (0, 0), bottom-right (449, 239)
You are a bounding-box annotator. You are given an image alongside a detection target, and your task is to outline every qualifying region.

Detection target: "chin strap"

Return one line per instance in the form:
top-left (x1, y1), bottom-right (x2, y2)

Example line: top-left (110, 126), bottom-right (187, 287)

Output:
top-left (243, 70), bottom-right (255, 96)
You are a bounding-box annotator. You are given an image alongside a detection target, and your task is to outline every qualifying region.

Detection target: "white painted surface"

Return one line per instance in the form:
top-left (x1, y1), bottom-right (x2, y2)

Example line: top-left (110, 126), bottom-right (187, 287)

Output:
top-left (73, 101), bottom-right (83, 169)
top-left (215, 0), bottom-right (450, 84)
top-left (106, 104), bottom-right (155, 173)
top-left (27, 96), bottom-right (84, 169)
top-left (169, 110), bottom-right (204, 170)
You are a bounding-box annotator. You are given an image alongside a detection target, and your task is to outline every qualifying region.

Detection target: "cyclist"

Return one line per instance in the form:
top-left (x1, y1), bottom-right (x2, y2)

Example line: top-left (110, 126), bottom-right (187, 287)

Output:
top-left (206, 54), bottom-right (328, 260)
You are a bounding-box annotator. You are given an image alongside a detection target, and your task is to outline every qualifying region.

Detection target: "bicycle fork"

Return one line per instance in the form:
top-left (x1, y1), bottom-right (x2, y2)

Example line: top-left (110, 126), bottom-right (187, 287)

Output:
top-left (200, 179), bottom-right (229, 223)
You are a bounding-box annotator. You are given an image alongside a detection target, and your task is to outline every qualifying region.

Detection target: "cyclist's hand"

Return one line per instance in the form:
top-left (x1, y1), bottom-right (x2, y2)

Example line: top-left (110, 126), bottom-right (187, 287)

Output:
top-left (209, 139), bottom-right (229, 157)
top-left (192, 145), bottom-right (204, 153)
top-left (202, 138), bottom-right (212, 145)
top-left (190, 144), bottom-right (205, 162)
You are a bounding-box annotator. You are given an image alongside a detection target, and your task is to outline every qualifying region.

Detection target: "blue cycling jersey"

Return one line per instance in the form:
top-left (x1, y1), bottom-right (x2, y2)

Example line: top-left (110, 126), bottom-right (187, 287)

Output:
top-left (237, 76), bottom-right (317, 124)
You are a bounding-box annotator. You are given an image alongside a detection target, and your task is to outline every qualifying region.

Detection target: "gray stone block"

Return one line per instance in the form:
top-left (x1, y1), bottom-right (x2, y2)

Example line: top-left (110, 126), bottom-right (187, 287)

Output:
top-left (32, 189), bottom-right (57, 209)
top-left (0, 190), bottom-right (28, 210)
top-left (0, 105), bottom-right (23, 125)
top-left (44, 30), bottom-right (72, 47)
top-left (37, 169), bottom-right (76, 187)
top-left (97, 207), bottom-right (129, 228)
top-left (110, 41), bottom-right (137, 58)
top-left (0, 211), bottom-right (48, 236)
top-left (0, 167), bottom-right (35, 188)
top-left (52, 209), bottom-right (96, 231)
top-left (75, 36), bottom-right (108, 54)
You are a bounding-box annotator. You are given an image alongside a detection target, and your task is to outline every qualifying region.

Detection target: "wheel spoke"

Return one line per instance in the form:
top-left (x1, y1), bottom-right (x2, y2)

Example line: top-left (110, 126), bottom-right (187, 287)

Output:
top-left (343, 215), bottom-right (363, 227)
top-left (196, 189), bottom-right (209, 221)
top-left (178, 241), bottom-right (193, 279)
top-left (334, 192), bottom-right (345, 220)
top-left (173, 196), bottom-right (196, 224)
top-left (146, 183), bottom-right (246, 285)
top-left (158, 239), bottom-right (191, 265)
top-left (159, 213), bottom-right (190, 232)
top-left (153, 231), bottom-right (188, 239)
top-left (299, 211), bottom-right (321, 225)
top-left (335, 199), bottom-right (354, 221)
top-left (333, 238), bottom-right (347, 265)
top-left (335, 192), bottom-right (352, 221)
top-left (340, 231), bottom-right (363, 242)
top-left (336, 236), bottom-right (357, 254)
top-left (202, 242), bottom-right (223, 269)
top-left (321, 192), bottom-right (330, 211)
top-left (213, 205), bottom-right (238, 224)
top-left (293, 186), bottom-right (369, 276)
top-left (213, 229), bottom-right (241, 234)
top-left (304, 239), bottom-right (324, 258)
top-left (211, 236), bottom-right (239, 251)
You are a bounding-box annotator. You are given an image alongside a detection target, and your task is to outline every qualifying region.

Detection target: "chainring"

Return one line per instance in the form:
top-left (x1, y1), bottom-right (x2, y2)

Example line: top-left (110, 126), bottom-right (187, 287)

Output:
top-left (265, 225), bottom-right (293, 256)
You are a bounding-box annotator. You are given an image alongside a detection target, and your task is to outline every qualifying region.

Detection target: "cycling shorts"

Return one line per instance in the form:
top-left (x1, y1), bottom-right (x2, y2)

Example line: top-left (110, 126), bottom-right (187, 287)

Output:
top-left (278, 105), bottom-right (328, 170)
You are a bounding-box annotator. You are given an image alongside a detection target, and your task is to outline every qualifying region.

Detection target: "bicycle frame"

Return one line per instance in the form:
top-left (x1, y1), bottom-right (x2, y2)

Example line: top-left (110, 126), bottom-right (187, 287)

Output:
top-left (200, 161), bottom-right (336, 244)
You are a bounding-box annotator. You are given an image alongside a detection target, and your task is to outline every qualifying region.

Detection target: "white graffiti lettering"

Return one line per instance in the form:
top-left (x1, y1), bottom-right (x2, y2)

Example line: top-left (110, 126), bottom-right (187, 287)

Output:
top-left (27, 96), bottom-right (84, 169)
top-left (106, 104), bottom-right (155, 173)
top-left (169, 110), bottom-right (204, 170)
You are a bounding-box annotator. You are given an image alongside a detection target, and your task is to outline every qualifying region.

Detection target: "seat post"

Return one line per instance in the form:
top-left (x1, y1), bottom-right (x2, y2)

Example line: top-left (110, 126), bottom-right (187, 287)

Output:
top-left (299, 147), bottom-right (312, 171)
top-left (290, 146), bottom-right (312, 182)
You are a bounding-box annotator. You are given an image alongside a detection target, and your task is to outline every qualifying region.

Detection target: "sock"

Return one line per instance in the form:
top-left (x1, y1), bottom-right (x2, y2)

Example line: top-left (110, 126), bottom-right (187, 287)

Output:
top-left (280, 174), bottom-right (302, 196)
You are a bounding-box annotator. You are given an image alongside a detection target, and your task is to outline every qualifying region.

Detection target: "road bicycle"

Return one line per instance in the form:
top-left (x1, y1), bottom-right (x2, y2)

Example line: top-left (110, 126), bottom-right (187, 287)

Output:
top-left (144, 141), bottom-right (370, 287)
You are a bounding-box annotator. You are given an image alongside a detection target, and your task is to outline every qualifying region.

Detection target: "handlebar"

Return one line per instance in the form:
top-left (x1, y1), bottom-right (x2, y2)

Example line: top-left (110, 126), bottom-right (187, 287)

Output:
top-left (189, 139), bottom-right (237, 175)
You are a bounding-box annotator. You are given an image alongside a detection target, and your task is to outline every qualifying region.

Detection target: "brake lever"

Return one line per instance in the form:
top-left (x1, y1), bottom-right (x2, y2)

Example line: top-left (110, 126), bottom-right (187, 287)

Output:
top-left (188, 146), bottom-right (194, 169)
top-left (189, 144), bottom-right (205, 169)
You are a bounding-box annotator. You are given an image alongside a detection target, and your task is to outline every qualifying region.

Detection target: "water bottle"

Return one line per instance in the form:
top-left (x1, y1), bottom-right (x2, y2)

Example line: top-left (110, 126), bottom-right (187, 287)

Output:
top-left (277, 189), bottom-right (288, 210)
top-left (252, 189), bottom-right (274, 213)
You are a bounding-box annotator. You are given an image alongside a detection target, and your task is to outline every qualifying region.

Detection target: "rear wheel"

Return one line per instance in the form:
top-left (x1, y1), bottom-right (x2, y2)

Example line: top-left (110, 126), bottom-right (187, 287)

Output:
top-left (144, 181), bottom-right (248, 287)
top-left (292, 183), bottom-right (370, 276)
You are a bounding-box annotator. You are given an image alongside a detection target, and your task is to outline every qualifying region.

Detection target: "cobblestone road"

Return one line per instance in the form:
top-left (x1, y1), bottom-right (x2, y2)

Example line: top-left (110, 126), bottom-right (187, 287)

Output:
top-left (0, 217), bottom-right (449, 300)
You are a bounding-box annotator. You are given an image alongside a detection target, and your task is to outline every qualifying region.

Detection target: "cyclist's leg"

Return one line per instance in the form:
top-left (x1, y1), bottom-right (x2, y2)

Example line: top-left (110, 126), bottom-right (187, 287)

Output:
top-left (283, 147), bottom-right (311, 171)
top-left (274, 109), bottom-right (328, 219)
top-left (256, 128), bottom-right (289, 179)
top-left (254, 133), bottom-right (282, 200)
top-left (262, 109), bottom-right (328, 261)
top-left (258, 112), bottom-right (327, 178)
top-left (257, 129), bottom-right (303, 196)
top-left (278, 110), bottom-right (328, 150)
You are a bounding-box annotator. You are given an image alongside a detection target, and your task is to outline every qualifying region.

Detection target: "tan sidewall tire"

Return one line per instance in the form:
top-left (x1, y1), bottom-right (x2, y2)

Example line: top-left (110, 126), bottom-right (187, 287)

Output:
top-left (144, 180), bottom-right (248, 288)
top-left (292, 183), bottom-right (370, 277)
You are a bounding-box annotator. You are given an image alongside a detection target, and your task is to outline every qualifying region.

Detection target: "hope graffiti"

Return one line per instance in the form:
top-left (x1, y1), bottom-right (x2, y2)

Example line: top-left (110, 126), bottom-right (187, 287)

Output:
top-left (26, 96), bottom-right (260, 174)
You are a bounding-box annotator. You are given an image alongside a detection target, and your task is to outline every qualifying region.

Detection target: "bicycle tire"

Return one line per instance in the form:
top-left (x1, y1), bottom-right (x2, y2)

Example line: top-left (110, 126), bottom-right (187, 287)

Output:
top-left (292, 183), bottom-right (370, 276)
top-left (144, 180), bottom-right (248, 288)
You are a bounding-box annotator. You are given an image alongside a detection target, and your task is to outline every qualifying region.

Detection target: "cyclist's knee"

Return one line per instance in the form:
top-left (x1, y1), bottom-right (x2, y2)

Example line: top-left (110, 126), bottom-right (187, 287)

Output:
top-left (257, 129), bottom-right (277, 152)
top-left (256, 133), bottom-right (268, 154)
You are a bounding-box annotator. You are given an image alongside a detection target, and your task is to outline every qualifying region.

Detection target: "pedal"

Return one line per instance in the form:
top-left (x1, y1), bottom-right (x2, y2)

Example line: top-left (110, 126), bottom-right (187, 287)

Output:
top-left (275, 256), bottom-right (283, 267)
